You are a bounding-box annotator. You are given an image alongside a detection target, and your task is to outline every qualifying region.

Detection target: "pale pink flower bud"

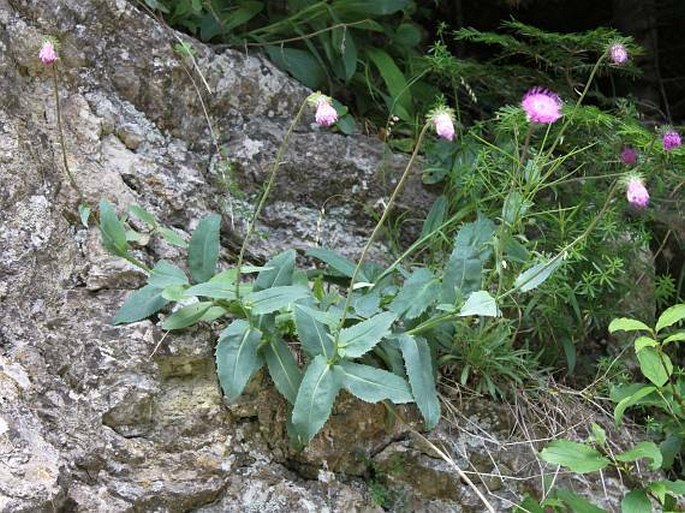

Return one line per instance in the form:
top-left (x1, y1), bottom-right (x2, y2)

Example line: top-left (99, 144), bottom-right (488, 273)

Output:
top-left (662, 130), bottom-right (682, 151)
top-left (521, 87), bottom-right (563, 124)
top-left (626, 177), bottom-right (649, 208)
top-left (609, 43), bottom-right (629, 65)
top-left (315, 99), bottom-right (338, 127)
top-left (433, 112), bottom-right (455, 141)
top-left (38, 40), bottom-right (58, 65)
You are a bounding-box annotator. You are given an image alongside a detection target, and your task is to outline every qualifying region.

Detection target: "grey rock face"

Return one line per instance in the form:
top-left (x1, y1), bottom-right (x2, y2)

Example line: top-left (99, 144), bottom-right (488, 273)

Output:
top-left (0, 1), bottom-right (655, 512)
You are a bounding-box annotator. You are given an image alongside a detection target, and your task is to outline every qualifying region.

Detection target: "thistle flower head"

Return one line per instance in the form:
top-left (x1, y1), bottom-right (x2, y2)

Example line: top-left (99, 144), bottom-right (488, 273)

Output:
top-left (307, 92), bottom-right (338, 127)
top-left (662, 130), bottom-right (682, 151)
top-left (521, 87), bottom-right (562, 124)
top-left (609, 42), bottom-right (629, 65)
top-left (620, 146), bottom-right (638, 166)
top-left (626, 176), bottom-right (649, 208)
top-left (38, 39), bottom-right (59, 65)
top-left (427, 107), bottom-right (456, 141)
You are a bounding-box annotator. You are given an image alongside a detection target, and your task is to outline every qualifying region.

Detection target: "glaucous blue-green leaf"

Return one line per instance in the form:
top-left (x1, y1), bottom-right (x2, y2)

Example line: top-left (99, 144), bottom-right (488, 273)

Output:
top-left (246, 285), bottom-right (310, 315)
top-left (291, 354), bottom-right (342, 443)
top-left (200, 305), bottom-right (228, 323)
top-left (656, 304), bottom-right (685, 333)
top-left (390, 268), bottom-right (440, 320)
top-left (337, 311), bottom-right (396, 358)
top-left (187, 214), bottom-right (221, 283)
top-left (265, 47), bottom-right (326, 90)
top-left (254, 249), bottom-right (296, 291)
top-left (148, 260), bottom-right (189, 288)
top-left (128, 204), bottom-right (157, 227)
top-left (614, 385), bottom-right (656, 425)
top-left (621, 490), bottom-right (651, 513)
top-left (112, 284), bottom-right (168, 325)
top-left (442, 216), bottom-right (495, 303)
top-left (162, 301), bottom-right (212, 330)
top-left (397, 333), bottom-right (440, 428)
top-left (162, 285), bottom-right (188, 301)
top-left (540, 440), bottom-right (610, 473)
top-left (637, 347), bottom-right (672, 387)
top-left (420, 195), bottom-right (447, 238)
top-left (99, 199), bottom-right (129, 257)
top-left (158, 226), bottom-right (188, 248)
top-left (294, 304), bottom-right (335, 358)
top-left (514, 252), bottom-right (565, 293)
top-left (615, 441), bottom-right (662, 470)
top-left (264, 337), bottom-right (302, 404)
top-left (306, 248), bottom-right (366, 281)
top-left (458, 290), bottom-right (499, 317)
top-left (184, 281), bottom-right (236, 300)
top-left (335, 361), bottom-right (412, 404)
top-left (351, 290), bottom-right (381, 318)
top-left (215, 320), bottom-right (263, 401)
top-left (608, 317), bottom-right (652, 334)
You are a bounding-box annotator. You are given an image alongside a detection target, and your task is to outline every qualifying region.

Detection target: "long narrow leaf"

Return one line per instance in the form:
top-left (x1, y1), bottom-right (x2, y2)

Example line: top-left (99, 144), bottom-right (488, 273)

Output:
top-left (215, 320), bottom-right (263, 401)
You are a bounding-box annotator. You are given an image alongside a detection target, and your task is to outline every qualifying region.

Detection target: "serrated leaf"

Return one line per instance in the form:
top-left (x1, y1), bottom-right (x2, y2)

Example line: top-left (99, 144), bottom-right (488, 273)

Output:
top-left (614, 385), bottom-right (656, 425)
top-left (540, 440), bottom-right (610, 473)
top-left (306, 247), bottom-right (366, 281)
top-left (188, 214), bottom-right (221, 283)
top-left (254, 250), bottom-right (296, 291)
top-left (397, 334), bottom-right (440, 429)
top-left (215, 320), bottom-right (263, 401)
top-left (637, 347), bottom-right (672, 387)
top-left (162, 301), bottom-right (212, 330)
top-left (148, 260), bottom-right (189, 288)
top-left (621, 490), bottom-right (651, 513)
top-left (338, 311), bottom-right (397, 358)
top-left (351, 290), bottom-right (381, 317)
top-left (608, 317), bottom-right (652, 334)
top-left (615, 441), bottom-right (663, 470)
top-left (514, 252), bottom-right (565, 293)
top-left (291, 354), bottom-right (342, 443)
top-left (336, 361), bottom-right (412, 404)
top-left (442, 216), bottom-right (495, 303)
top-left (390, 268), bottom-right (440, 320)
top-left (128, 204), bottom-right (157, 227)
top-left (99, 199), bottom-right (129, 257)
top-left (112, 284), bottom-right (168, 325)
top-left (656, 304), bottom-right (685, 333)
top-left (294, 304), bottom-right (335, 358)
top-left (459, 290), bottom-right (499, 317)
top-left (264, 338), bottom-right (302, 404)
top-left (159, 226), bottom-right (188, 248)
top-left (246, 285), bottom-right (310, 315)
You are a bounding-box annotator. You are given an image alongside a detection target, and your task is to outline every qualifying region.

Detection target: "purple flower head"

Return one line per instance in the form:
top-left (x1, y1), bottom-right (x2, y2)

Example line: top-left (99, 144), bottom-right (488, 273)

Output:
top-left (609, 43), bottom-right (629, 65)
top-left (431, 110), bottom-right (455, 141)
top-left (662, 130), bottom-right (682, 151)
top-left (620, 147), bottom-right (638, 166)
top-left (38, 40), bottom-right (58, 65)
top-left (626, 177), bottom-right (649, 208)
top-left (307, 92), bottom-right (338, 127)
top-left (521, 87), bottom-right (563, 124)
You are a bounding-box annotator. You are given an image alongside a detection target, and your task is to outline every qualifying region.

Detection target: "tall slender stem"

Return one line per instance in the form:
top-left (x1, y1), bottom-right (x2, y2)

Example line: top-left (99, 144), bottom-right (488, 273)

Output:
top-left (52, 66), bottom-right (83, 202)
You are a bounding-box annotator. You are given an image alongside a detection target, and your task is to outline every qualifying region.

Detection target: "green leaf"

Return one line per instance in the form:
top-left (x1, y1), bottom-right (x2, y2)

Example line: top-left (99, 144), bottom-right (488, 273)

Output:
top-left (162, 284), bottom-right (190, 301)
top-left (393, 23), bottom-right (421, 47)
top-left (589, 422), bottom-right (606, 446)
top-left (656, 304), bottom-right (685, 333)
top-left (390, 268), bottom-right (440, 320)
top-left (338, 311), bottom-right (397, 358)
top-left (459, 290), bottom-right (499, 317)
top-left (637, 347), bottom-right (672, 387)
top-left (162, 301), bottom-right (213, 330)
top-left (420, 195), bottom-right (447, 238)
top-left (366, 48), bottom-right (412, 120)
top-left (442, 216), bottom-right (495, 302)
top-left (621, 490), bottom-right (651, 513)
top-left (615, 441), bottom-right (663, 470)
top-left (514, 252), bottom-right (565, 293)
top-left (264, 337), bottom-right (302, 404)
top-left (158, 226), bottom-right (188, 248)
top-left (294, 304), bottom-right (335, 358)
top-left (78, 203), bottom-right (91, 227)
top-left (184, 281), bottom-right (236, 300)
top-left (265, 47), bottom-right (326, 90)
top-left (246, 285), bottom-right (310, 315)
top-left (634, 336), bottom-right (658, 352)
top-left (128, 204), bottom-right (157, 227)
top-left (554, 489), bottom-right (607, 513)
top-left (148, 260), bottom-right (189, 288)
top-left (336, 361), bottom-right (412, 404)
top-left (608, 317), bottom-right (652, 334)
top-left (333, 0), bottom-right (409, 15)
top-left (98, 199), bottom-right (129, 257)
top-left (659, 434), bottom-right (682, 470)
top-left (306, 248), bottom-right (365, 280)
top-left (200, 305), bottom-right (228, 323)
top-left (663, 331), bottom-right (685, 345)
top-left (397, 334), bottom-right (440, 429)
top-left (614, 385), bottom-right (656, 425)
top-left (254, 250), bottom-right (296, 291)
top-left (187, 214), bottom-right (221, 283)
top-left (112, 284), bottom-right (168, 325)
top-left (351, 291), bottom-right (381, 317)
top-left (291, 354), bottom-right (342, 443)
top-left (514, 496), bottom-right (544, 513)
top-left (649, 479), bottom-right (685, 499)
top-left (221, 1), bottom-right (263, 33)
top-left (540, 440), bottom-right (610, 473)
top-left (215, 320), bottom-right (263, 401)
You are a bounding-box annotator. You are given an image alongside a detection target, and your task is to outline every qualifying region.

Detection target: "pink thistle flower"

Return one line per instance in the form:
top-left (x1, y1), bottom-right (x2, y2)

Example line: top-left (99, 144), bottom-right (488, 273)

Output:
top-left (609, 43), bottom-right (629, 65)
top-left (38, 40), bottom-right (58, 65)
top-left (433, 111), bottom-right (455, 141)
top-left (521, 87), bottom-right (562, 124)
top-left (626, 177), bottom-right (649, 208)
top-left (620, 147), bottom-right (638, 166)
top-left (662, 130), bottom-right (682, 151)
top-left (315, 99), bottom-right (338, 127)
